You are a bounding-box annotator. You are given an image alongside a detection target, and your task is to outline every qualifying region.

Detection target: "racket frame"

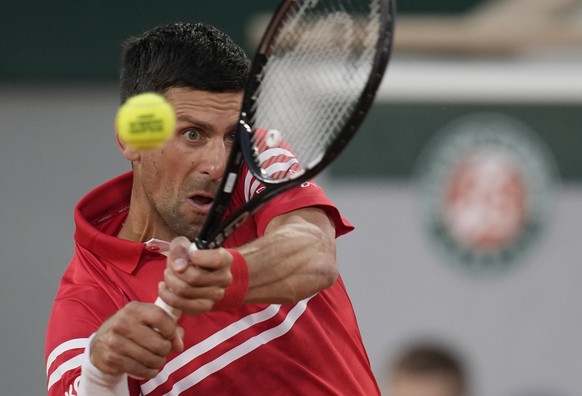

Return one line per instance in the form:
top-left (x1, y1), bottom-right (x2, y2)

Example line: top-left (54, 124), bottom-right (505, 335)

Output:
top-left (196, 0), bottom-right (395, 249)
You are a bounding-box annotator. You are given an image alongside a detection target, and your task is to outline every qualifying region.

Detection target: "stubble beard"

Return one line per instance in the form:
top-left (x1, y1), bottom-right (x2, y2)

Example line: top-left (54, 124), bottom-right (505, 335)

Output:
top-left (153, 178), bottom-right (217, 242)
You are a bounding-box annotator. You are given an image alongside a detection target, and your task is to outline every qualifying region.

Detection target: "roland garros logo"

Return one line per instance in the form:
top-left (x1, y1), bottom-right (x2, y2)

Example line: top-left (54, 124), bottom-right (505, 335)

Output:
top-left (416, 113), bottom-right (557, 274)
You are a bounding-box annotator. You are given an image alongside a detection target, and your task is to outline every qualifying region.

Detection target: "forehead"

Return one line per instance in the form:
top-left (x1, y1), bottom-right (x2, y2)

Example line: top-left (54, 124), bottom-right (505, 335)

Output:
top-left (165, 87), bottom-right (243, 118)
top-left (389, 373), bottom-right (461, 396)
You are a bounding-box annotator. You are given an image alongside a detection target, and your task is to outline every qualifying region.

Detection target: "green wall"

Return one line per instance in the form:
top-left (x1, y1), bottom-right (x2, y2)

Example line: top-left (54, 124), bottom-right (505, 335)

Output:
top-left (3, 1), bottom-right (577, 181)
top-left (0, 0), bottom-right (485, 81)
top-left (330, 102), bottom-right (581, 181)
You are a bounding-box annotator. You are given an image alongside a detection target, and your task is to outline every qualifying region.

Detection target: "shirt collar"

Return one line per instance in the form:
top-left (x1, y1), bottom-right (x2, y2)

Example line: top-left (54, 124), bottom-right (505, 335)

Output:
top-left (74, 172), bottom-right (169, 273)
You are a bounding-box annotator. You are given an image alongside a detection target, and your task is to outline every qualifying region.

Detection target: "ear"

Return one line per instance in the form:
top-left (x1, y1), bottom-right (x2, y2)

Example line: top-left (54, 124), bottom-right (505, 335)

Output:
top-left (115, 121), bottom-right (140, 161)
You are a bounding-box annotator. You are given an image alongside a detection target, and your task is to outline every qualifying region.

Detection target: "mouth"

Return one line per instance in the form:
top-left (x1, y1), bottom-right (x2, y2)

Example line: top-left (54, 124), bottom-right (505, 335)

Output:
top-left (187, 193), bottom-right (215, 213)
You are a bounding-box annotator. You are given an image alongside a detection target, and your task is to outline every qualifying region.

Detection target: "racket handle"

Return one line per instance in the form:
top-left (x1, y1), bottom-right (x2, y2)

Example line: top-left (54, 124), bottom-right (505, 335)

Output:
top-left (154, 242), bottom-right (199, 321)
top-left (155, 296), bottom-right (181, 322)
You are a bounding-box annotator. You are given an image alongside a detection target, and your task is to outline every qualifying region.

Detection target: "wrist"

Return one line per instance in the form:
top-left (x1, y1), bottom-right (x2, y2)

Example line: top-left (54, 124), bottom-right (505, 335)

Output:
top-left (212, 249), bottom-right (249, 311)
top-left (79, 334), bottom-right (129, 394)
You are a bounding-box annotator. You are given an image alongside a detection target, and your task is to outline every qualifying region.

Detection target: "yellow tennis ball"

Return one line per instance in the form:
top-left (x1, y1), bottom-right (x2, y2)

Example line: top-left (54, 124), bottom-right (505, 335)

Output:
top-left (116, 92), bottom-right (175, 150)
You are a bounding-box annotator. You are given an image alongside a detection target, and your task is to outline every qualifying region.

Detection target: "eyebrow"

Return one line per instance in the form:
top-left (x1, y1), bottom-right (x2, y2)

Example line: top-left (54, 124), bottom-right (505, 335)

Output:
top-left (177, 115), bottom-right (212, 130)
top-left (177, 115), bottom-right (238, 133)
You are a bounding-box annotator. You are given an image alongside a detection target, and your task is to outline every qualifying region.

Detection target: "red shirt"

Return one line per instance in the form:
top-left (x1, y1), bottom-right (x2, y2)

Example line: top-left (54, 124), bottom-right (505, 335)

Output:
top-left (45, 171), bottom-right (380, 395)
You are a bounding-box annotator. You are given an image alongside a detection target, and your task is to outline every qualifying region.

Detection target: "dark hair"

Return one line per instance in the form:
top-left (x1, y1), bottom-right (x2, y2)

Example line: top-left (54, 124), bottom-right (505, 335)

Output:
top-left (119, 22), bottom-right (250, 102)
top-left (390, 342), bottom-right (468, 395)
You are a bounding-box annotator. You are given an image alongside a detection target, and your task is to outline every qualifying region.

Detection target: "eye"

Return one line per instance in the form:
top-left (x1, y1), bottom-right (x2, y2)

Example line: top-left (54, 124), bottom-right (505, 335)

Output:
top-left (182, 128), bottom-right (203, 142)
top-left (224, 130), bottom-right (237, 145)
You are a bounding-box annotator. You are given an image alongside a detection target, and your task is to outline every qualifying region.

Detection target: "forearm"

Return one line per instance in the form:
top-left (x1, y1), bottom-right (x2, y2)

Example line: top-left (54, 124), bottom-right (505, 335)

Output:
top-left (239, 207), bottom-right (338, 304)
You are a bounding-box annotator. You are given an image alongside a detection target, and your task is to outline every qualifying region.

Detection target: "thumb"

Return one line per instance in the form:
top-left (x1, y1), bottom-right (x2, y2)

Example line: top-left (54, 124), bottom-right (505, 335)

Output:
top-left (172, 326), bottom-right (185, 352)
top-left (168, 236), bottom-right (192, 273)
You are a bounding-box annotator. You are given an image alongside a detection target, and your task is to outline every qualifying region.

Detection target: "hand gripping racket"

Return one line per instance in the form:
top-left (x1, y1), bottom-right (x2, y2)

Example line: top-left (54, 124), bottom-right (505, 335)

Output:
top-left (156, 0), bottom-right (395, 319)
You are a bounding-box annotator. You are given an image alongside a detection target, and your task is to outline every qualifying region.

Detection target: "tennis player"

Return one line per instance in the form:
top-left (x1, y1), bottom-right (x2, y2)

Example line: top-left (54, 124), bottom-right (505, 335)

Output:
top-left (45, 22), bottom-right (379, 395)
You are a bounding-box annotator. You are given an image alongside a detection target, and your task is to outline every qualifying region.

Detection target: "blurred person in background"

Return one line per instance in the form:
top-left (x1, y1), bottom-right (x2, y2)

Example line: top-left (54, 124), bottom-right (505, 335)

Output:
top-left (382, 341), bottom-right (469, 396)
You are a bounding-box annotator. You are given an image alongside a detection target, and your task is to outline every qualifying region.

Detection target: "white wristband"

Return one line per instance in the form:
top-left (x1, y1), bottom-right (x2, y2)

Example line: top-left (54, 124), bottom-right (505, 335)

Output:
top-left (78, 334), bottom-right (130, 396)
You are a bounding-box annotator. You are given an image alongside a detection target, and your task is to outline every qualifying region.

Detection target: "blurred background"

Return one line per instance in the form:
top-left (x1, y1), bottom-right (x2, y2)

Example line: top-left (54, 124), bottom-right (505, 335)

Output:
top-left (1, 1), bottom-right (581, 395)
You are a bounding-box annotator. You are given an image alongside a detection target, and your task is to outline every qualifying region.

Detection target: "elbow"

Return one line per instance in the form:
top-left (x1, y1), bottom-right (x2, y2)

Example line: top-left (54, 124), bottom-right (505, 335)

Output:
top-left (319, 246), bottom-right (338, 288)
top-left (284, 221), bottom-right (338, 303)
top-left (312, 225), bottom-right (339, 290)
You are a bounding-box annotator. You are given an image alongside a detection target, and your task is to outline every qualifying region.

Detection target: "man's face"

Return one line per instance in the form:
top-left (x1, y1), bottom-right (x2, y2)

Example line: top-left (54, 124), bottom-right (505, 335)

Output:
top-left (131, 87), bottom-right (243, 241)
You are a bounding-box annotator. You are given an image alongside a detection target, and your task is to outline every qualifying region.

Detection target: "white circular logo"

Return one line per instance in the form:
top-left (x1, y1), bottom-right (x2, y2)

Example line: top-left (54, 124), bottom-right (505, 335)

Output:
top-left (416, 113), bottom-right (558, 274)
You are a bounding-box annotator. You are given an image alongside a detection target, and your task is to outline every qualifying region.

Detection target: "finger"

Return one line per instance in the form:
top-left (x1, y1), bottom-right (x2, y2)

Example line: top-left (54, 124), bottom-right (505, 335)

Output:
top-left (168, 236), bottom-right (192, 272)
top-left (91, 326), bottom-right (169, 378)
top-left (125, 301), bottom-right (178, 342)
top-left (111, 344), bottom-right (166, 379)
top-left (102, 354), bottom-right (160, 380)
top-left (129, 325), bottom-right (175, 358)
top-left (158, 279), bottom-right (222, 307)
top-left (162, 272), bottom-right (226, 301)
top-left (171, 326), bottom-right (185, 352)
top-left (158, 281), bottom-right (217, 314)
top-left (164, 263), bottom-right (232, 288)
top-left (108, 329), bottom-right (170, 369)
top-left (188, 247), bottom-right (233, 271)
top-left (105, 303), bottom-right (177, 357)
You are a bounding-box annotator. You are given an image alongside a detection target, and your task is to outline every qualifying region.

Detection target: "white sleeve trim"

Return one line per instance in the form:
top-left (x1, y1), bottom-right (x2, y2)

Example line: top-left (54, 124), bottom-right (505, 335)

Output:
top-left (46, 337), bottom-right (89, 376)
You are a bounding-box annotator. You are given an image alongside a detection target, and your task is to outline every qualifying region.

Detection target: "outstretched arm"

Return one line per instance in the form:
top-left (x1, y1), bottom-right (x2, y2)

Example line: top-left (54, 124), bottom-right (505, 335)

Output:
top-left (158, 207), bottom-right (338, 315)
top-left (242, 206), bottom-right (338, 304)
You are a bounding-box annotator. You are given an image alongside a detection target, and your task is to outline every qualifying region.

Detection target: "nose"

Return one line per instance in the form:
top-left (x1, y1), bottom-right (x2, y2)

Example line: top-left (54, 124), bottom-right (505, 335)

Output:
top-left (198, 138), bottom-right (228, 181)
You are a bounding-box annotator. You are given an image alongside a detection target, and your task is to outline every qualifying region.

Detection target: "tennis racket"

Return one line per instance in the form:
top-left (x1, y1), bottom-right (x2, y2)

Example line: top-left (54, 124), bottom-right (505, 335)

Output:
top-left (156, 0), bottom-right (395, 318)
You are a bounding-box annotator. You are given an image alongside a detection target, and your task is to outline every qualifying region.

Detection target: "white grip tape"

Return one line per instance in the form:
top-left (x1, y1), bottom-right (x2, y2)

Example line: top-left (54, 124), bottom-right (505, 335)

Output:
top-left (154, 296), bottom-right (181, 322)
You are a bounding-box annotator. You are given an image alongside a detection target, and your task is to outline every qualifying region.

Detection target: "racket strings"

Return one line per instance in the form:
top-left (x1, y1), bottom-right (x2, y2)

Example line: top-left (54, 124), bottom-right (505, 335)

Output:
top-left (250, 0), bottom-right (383, 182)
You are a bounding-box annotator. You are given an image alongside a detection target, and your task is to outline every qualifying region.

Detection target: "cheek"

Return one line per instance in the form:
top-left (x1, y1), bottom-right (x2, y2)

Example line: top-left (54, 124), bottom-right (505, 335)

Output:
top-left (162, 142), bottom-right (203, 173)
top-left (149, 146), bottom-right (182, 171)
top-left (140, 152), bottom-right (173, 193)
top-left (142, 147), bottom-right (193, 192)
top-left (141, 153), bottom-right (162, 177)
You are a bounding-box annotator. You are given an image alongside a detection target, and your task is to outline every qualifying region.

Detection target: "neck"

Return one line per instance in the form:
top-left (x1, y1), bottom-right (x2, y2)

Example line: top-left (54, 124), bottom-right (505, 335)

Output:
top-left (117, 180), bottom-right (174, 243)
